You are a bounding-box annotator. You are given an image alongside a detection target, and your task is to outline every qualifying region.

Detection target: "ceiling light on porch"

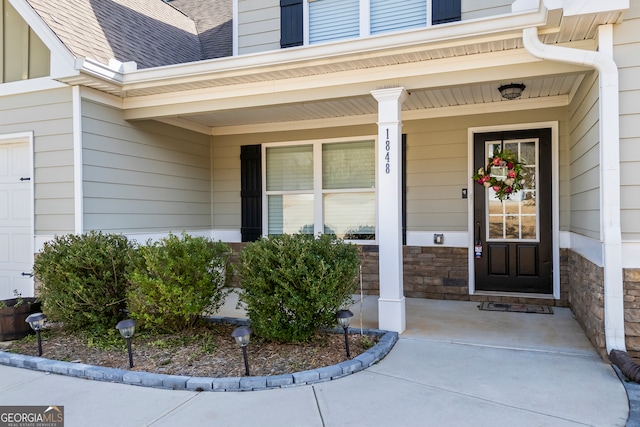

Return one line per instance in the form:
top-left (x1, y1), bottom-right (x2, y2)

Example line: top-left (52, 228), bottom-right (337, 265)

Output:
top-left (498, 83), bottom-right (526, 100)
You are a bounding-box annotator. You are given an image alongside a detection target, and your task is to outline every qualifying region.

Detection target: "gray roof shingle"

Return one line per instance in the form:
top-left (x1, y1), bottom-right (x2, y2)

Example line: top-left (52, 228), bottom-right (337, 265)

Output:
top-left (26, 0), bottom-right (231, 69)
top-left (168, 0), bottom-right (232, 59)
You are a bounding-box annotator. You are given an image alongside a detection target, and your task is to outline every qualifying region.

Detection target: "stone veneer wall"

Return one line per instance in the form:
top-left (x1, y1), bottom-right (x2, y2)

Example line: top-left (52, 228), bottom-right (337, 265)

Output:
top-left (402, 246), bottom-right (469, 300)
top-left (567, 250), bottom-right (606, 358)
top-left (623, 268), bottom-right (640, 360)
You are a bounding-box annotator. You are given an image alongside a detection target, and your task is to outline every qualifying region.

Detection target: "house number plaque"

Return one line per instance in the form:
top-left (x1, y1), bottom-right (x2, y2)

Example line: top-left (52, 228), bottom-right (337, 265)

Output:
top-left (385, 128), bottom-right (391, 174)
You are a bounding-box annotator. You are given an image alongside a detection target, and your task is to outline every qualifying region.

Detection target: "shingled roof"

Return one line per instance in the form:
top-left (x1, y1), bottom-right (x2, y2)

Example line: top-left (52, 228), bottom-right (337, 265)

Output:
top-left (25, 0), bottom-right (231, 69)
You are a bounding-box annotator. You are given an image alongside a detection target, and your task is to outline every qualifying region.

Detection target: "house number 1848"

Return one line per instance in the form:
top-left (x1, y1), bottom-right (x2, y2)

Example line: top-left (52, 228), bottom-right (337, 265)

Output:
top-left (385, 128), bottom-right (391, 174)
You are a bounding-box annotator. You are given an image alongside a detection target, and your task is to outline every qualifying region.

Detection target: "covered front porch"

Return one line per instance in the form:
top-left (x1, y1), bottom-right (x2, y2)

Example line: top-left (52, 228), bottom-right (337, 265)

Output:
top-left (69, 1), bottom-right (628, 359)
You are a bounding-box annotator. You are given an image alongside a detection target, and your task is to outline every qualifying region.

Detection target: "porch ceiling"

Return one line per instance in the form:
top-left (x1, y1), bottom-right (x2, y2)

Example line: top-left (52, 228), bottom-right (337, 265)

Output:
top-left (173, 74), bottom-right (586, 131)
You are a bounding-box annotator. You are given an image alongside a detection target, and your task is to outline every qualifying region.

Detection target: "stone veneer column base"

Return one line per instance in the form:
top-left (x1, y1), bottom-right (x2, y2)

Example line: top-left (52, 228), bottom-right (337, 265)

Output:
top-left (623, 268), bottom-right (640, 361)
top-left (567, 250), bottom-right (606, 359)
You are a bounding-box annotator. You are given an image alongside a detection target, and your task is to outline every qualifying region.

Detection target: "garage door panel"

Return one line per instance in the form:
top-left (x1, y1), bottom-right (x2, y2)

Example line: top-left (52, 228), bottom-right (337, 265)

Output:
top-left (0, 191), bottom-right (7, 219)
top-left (12, 188), bottom-right (30, 220)
top-left (0, 147), bottom-right (8, 178)
top-left (0, 233), bottom-right (8, 262)
top-left (13, 233), bottom-right (31, 264)
top-left (10, 145), bottom-right (30, 177)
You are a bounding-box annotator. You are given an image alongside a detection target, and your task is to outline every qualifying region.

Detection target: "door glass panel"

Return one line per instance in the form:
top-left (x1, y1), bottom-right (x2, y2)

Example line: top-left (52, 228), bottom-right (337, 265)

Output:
top-left (488, 215), bottom-right (504, 239)
top-left (486, 139), bottom-right (538, 241)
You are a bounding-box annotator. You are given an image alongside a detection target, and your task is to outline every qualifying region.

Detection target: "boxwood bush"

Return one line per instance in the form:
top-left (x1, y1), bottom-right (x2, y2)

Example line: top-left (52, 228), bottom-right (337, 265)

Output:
top-left (237, 233), bottom-right (361, 343)
top-left (33, 231), bottom-right (136, 332)
top-left (127, 233), bottom-right (231, 333)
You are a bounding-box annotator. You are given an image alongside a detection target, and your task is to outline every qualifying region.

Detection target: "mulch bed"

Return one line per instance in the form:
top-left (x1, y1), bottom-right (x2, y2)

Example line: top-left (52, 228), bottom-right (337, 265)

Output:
top-left (6, 322), bottom-right (377, 377)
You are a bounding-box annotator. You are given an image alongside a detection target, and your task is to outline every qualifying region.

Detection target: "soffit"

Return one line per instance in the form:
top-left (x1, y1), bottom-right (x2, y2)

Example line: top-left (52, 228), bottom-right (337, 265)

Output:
top-left (178, 74), bottom-right (585, 129)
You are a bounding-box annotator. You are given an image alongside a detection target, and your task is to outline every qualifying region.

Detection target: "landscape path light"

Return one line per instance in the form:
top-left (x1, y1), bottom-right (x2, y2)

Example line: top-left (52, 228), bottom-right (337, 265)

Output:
top-left (336, 309), bottom-right (354, 358)
top-left (231, 326), bottom-right (252, 376)
top-left (25, 312), bottom-right (46, 356)
top-left (116, 319), bottom-right (136, 368)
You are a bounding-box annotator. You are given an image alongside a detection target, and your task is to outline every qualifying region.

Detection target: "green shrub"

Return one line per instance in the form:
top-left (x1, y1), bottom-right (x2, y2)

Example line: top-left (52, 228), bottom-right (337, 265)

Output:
top-left (33, 232), bottom-right (136, 332)
top-left (237, 233), bottom-right (361, 343)
top-left (127, 233), bottom-right (231, 333)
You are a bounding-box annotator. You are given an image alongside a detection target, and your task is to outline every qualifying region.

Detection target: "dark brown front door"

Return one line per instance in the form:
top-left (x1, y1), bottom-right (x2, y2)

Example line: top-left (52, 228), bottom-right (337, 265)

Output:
top-left (474, 129), bottom-right (552, 294)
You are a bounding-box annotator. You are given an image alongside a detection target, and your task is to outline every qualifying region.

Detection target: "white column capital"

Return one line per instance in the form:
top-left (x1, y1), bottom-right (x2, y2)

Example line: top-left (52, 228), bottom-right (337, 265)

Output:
top-left (370, 87), bottom-right (409, 104)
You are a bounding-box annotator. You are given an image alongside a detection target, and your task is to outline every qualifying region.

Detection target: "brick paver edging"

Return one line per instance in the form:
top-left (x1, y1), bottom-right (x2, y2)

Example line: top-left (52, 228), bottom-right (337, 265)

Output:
top-left (0, 317), bottom-right (398, 392)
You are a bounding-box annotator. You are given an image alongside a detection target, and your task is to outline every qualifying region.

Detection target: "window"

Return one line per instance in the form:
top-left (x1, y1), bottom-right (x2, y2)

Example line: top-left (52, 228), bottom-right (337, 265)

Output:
top-left (308, 0), bottom-right (359, 44)
top-left (304, 0), bottom-right (461, 45)
top-left (370, 0), bottom-right (427, 35)
top-left (265, 139), bottom-right (376, 240)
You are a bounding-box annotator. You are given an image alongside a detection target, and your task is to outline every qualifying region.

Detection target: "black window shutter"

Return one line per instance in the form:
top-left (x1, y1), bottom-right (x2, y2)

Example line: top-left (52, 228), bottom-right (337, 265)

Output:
top-left (280, 0), bottom-right (303, 48)
top-left (241, 145), bottom-right (262, 242)
top-left (402, 134), bottom-right (407, 246)
top-left (432, 0), bottom-right (461, 24)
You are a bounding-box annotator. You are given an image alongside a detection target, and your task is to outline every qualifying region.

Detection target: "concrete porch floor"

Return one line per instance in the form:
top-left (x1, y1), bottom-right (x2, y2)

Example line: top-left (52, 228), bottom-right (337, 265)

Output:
top-left (219, 291), bottom-right (597, 356)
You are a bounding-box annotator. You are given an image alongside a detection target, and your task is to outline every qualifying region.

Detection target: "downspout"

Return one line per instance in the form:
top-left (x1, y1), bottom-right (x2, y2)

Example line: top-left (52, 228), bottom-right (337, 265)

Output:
top-left (522, 26), bottom-right (625, 353)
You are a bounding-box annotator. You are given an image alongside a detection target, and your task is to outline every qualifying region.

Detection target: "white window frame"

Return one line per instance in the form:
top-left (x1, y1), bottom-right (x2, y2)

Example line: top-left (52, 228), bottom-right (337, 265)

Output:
top-left (304, 0), bottom-right (433, 45)
top-left (262, 135), bottom-right (378, 243)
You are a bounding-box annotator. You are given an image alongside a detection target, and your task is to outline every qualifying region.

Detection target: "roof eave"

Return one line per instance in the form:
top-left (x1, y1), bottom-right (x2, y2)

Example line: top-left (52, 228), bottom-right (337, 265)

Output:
top-left (120, 6), bottom-right (551, 92)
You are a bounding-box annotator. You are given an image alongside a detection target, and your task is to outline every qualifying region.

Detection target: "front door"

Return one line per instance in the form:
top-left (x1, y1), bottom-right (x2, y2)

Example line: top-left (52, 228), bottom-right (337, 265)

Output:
top-left (474, 129), bottom-right (552, 294)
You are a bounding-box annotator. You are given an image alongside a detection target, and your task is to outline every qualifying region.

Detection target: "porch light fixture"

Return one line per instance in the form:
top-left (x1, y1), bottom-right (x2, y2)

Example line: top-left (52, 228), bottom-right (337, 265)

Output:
top-left (498, 83), bottom-right (526, 100)
top-left (231, 326), bottom-right (252, 376)
top-left (25, 312), bottom-right (46, 357)
top-left (336, 309), bottom-right (354, 358)
top-left (116, 319), bottom-right (136, 368)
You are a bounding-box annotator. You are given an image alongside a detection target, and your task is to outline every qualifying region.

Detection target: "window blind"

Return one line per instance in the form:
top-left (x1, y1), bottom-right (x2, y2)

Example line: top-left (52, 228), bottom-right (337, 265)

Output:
top-left (370, 0), bottom-right (426, 35)
top-left (309, 0), bottom-right (360, 44)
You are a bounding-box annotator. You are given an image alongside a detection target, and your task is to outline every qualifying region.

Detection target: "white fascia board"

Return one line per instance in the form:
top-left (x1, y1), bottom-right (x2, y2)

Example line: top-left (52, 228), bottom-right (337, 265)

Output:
top-left (120, 7), bottom-right (549, 91)
top-left (7, 0), bottom-right (78, 79)
top-left (76, 58), bottom-right (124, 84)
top-left (562, 0), bottom-right (629, 17)
top-left (79, 87), bottom-right (123, 109)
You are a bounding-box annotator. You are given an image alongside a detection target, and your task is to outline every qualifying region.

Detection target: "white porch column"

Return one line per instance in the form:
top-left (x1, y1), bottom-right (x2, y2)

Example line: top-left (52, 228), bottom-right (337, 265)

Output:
top-left (371, 87), bottom-right (408, 333)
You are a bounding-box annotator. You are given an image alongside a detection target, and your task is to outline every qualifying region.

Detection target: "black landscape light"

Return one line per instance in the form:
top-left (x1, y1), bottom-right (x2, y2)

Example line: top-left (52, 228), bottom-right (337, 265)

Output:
top-left (231, 326), bottom-right (252, 376)
top-left (116, 319), bottom-right (136, 368)
top-left (336, 309), bottom-right (354, 358)
top-left (25, 312), bottom-right (46, 357)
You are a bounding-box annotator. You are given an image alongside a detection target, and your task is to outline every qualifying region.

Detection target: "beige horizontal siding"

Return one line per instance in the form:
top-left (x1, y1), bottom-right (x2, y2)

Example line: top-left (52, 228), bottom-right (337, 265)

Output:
top-left (82, 100), bottom-right (212, 233)
top-left (617, 3), bottom-right (640, 240)
top-left (568, 71), bottom-right (600, 240)
top-left (461, 0), bottom-right (512, 21)
top-left (238, 0), bottom-right (280, 54)
top-left (0, 87), bottom-right (74, 235)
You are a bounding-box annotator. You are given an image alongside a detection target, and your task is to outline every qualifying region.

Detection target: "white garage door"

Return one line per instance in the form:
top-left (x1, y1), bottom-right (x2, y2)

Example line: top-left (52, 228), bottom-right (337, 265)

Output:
top-left (0, 141), bottom-right (33, 300)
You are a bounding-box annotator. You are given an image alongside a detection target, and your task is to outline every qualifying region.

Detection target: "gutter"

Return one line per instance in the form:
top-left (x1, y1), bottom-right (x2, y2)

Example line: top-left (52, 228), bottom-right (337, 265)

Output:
top-left (522, 26), bottom-right (625, 353)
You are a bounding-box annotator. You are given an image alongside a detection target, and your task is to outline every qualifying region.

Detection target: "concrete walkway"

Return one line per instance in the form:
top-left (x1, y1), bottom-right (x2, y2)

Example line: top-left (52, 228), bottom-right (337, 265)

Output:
top-left (0, 296), bottom-right (629, 426)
